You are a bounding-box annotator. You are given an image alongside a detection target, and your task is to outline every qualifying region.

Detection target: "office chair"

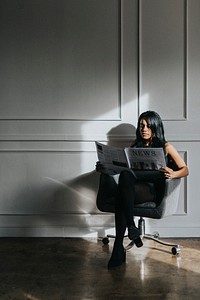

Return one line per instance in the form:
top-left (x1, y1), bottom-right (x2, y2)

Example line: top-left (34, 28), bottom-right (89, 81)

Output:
top-left (97, 174), bottom-right (181, 255)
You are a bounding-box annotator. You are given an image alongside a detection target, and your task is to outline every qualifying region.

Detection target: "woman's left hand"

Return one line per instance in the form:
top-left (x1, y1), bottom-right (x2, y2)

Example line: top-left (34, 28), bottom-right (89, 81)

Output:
top-left (161, 167), bottom-right (175, 179)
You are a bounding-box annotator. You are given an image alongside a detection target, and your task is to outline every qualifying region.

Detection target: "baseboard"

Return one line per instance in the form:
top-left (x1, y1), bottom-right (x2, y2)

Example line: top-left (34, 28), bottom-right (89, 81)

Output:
top-left (0, 226), bottom-right (199, 238)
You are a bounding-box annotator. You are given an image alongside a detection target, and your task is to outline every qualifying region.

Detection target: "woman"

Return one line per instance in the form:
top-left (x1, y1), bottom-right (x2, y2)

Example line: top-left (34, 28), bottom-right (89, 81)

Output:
top-left (96, 111), bottom-right (189, 269)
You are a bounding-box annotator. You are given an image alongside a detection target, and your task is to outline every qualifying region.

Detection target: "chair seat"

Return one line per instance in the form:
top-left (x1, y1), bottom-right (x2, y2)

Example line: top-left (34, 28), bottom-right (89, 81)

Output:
top-left (96, 174), bottom-right (181, 219)
top-left (134, 202), bottom-right (157, 208)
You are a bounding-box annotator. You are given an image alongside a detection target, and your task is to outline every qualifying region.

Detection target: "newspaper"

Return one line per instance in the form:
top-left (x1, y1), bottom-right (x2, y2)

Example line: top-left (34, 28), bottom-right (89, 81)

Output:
top-left (95, 141), bottom-right (166, 175)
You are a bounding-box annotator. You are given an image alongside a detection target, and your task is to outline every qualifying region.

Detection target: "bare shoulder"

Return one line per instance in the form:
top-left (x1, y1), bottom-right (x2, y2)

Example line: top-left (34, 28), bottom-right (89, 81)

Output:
top-left (165, 143), bottom-right (178, 155)
top-left (165, 142), bottom-right (185, 164)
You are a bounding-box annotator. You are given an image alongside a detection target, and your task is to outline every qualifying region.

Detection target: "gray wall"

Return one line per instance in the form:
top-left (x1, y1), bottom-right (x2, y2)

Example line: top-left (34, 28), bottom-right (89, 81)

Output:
top-left (0, 0), bottom-right (199, 237)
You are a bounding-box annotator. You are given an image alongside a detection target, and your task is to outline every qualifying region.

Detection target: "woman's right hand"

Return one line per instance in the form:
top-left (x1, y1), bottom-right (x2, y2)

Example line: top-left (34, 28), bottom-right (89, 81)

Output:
top-left (95, 161), bottom-right (118, 175)
top-left (95, 161), bottom-right (105, 173)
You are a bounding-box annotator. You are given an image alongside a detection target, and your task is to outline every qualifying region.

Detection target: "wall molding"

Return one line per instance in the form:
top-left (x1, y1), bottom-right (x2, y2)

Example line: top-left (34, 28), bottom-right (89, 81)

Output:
top-left (138, 0), bottom-right (188, 121)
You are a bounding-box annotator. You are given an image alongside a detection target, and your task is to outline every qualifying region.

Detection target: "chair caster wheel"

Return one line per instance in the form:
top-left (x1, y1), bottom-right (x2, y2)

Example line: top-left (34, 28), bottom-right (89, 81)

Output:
top-left (102, 237), bottom-right (109, 245)
top-left (171, 246), bottom-right (181, 255)
top-left (153, 232), bottom-right (159, 239)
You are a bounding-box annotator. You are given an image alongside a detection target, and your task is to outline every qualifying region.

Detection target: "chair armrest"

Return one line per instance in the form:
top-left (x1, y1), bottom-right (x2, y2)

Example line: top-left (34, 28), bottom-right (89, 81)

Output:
top-left (161, 178), bottom-right (181, 217)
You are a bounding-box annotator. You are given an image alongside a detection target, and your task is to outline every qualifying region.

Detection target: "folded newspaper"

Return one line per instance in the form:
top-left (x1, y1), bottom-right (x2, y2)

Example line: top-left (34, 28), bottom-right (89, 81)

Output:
top-left (95, 141), bottom-right (166, 175)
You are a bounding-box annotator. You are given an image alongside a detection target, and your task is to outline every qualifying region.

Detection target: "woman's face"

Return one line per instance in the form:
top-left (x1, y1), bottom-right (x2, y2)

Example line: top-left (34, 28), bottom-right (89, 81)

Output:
top-left (139, 119), bottom-right (152, 144)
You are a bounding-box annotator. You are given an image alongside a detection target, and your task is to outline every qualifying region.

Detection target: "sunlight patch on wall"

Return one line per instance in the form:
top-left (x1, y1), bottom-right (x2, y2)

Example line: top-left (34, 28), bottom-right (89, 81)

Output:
top-left (139, 93), bottom-right (150, 115)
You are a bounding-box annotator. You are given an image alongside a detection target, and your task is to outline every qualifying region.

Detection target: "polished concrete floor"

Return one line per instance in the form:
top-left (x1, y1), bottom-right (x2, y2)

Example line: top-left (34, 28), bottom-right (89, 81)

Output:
top-left (0, 237), bottom-right (199, 300)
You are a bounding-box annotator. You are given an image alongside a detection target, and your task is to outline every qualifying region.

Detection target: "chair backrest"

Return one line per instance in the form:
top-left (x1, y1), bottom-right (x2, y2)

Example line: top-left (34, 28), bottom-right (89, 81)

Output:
top-left (159, 178), bottom-right (181, 217)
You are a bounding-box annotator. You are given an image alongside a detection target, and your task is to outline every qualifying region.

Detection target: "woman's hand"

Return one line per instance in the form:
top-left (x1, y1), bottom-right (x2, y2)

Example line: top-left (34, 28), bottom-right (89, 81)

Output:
top-left (95, 161), bottom-right (104, 173)
top-left (161, 167), bottom-right (175, 179)
top-left (95, 161), bottom-right (117, 175)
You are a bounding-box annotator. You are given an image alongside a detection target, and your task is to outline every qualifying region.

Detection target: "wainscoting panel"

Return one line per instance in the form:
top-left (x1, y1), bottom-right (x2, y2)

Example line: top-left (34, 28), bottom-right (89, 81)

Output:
top-left (139, 0), bottom-right (186, 120)
top-left (0, 0), bottom-right (121, 121)
top-left (0, 0), bottom-right (199, 237)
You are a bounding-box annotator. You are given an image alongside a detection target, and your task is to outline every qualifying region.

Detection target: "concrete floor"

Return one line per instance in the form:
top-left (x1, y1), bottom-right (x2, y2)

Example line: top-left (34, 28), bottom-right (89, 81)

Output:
top-left (0, 237), bottom-right (199, 300)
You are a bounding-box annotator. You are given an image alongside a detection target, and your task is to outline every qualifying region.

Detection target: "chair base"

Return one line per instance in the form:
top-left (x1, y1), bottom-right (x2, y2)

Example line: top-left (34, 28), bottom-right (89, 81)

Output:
top-left (142, 234), bottom-right (181, 255)
top-left (100, 217), bottom-right (181, 255)
top-left (138, 217), bottom-right (181, 255)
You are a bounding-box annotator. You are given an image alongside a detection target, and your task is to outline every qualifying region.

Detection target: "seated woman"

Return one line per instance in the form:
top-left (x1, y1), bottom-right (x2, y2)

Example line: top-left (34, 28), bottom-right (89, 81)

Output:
top-left (96, 111), bottom-right (189, 269)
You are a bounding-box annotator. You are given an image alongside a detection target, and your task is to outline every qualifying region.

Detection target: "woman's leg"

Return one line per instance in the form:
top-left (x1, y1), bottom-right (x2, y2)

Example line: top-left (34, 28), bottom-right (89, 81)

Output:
top-left (108, 170), bottom-right (141, 269)
top-left (96, 173), bottom-right (117, 213)
top-left (114, 193), bottom-right (127, 246)
top-left (107, 196), bottom-right (127, 269)
top-left (96, 174), bottom-right (126, 269)
top-left (118, 170), bottom-right (157, 246)
top-left (118, 170), bottom-right (157, 223)
top-left (118, 170), bottom-right (138, 228)
top-left (108, 170), bottom-right (163, 269)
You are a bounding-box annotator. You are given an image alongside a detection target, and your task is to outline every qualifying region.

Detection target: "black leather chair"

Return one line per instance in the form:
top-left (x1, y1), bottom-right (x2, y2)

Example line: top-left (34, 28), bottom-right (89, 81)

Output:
top-left (97, 173), bottom-right (181, 255)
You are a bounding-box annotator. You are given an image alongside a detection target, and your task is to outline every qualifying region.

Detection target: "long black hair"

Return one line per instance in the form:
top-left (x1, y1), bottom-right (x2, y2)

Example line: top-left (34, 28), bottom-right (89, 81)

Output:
top-left (133, 111), bottom-right (167, 148)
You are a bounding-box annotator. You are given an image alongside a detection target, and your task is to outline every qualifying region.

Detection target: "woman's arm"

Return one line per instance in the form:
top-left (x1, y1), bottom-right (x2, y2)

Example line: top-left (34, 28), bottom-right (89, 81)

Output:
top-left (162, 143), bottom-right (189, 179)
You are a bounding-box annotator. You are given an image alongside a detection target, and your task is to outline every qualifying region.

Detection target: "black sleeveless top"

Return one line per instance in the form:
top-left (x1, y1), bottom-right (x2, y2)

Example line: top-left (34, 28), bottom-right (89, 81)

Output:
top-left (166, 154), bottom-right (179, 171)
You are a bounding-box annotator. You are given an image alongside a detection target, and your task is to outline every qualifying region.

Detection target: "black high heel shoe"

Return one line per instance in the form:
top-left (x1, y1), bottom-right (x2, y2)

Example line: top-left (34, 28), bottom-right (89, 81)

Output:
top-left (107, 244), bottom-right (126, 269)
top-left (128, 225), bottom-right (143, 248)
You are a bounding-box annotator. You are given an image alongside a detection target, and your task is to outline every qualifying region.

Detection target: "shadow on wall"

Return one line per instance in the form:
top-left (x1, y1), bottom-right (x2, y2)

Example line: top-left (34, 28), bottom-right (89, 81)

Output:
top-left (2, 124), bottom-right (136, 235)
top-left (52, 123), bottom-right (137, 216)
top-left (107, 123), bottom-right (136, 147)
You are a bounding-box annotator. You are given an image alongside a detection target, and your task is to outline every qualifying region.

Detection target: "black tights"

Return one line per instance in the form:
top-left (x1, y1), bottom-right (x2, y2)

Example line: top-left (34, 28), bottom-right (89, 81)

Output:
top-left (115, 170), bottom-right (154, 245)
top-left (97, 170), bottom-right (164, 247)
